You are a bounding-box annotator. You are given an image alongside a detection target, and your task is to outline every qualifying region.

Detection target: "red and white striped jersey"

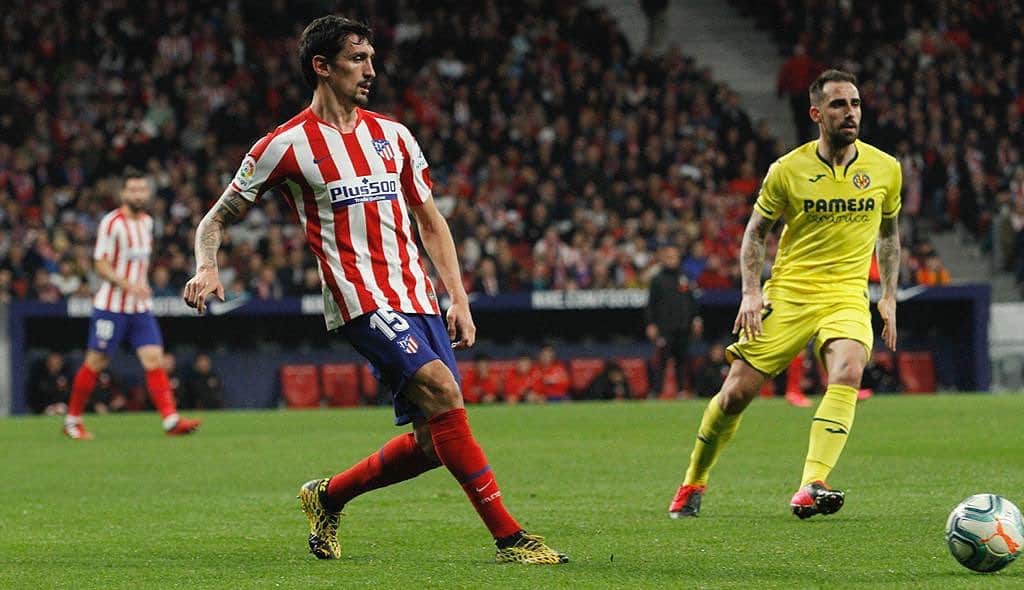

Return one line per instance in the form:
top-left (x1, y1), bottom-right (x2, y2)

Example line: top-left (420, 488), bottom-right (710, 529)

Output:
top-left (92, 208), bottom-right (153, 313)
top-left (228, 107), bottom-right (440, 329)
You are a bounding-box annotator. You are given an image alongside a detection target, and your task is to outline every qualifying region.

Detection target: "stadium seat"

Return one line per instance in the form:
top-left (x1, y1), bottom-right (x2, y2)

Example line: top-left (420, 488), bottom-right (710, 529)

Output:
top-left (280, 364), bottom-right (321, 408)
top-left (568, 358), bottom-right (605, 395)
top-left (321, 363), bottom-right (360, 407)
top-left (615, 357), bottom-right (649, 399)
top-left (359, 363), bottom-right (380, 404)
top-left (488, 360), bottom-right (518, 382)
top-left (897, 351), bottom-right (936, 394)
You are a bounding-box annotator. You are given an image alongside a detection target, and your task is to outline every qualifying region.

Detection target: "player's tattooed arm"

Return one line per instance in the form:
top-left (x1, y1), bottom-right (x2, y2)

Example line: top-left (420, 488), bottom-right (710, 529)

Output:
top-left (876, 216), bottom-right (901, 298)
top-left (733, 210), bottom-right (776, 339)
top-left (739, 210), bottom-right (775, 294)
top-left (195, 190), bottom-right (251, 270)
top-left (876, 215), bottom-right (901, 350)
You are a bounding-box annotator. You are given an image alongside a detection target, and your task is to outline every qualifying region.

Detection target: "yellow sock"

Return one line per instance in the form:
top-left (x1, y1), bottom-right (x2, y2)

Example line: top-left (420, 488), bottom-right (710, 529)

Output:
top-left (683, 394), bottom-right (743, 486)
top-left (801, 384), bottom-right (858, 486)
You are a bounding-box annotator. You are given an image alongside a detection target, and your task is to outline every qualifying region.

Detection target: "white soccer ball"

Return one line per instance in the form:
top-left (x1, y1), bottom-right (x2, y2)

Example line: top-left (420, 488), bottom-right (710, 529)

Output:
top-left (945, 494), bottom-right (1024, 573)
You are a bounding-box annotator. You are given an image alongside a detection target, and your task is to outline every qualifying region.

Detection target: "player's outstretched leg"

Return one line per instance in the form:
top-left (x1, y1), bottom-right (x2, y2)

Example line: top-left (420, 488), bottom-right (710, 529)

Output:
top-left (405, 359), bottom-right (565, 564)
top-left (790, 480), bottom-right (845, 519)
top-left (298, 478), bottom-right (342, 559)
top-left (144, 367), bottom-right (201, 435)
top-left (794, 383), bottom-right (857, 518)
top-left (427, 407), bottom-right (568, 564)
top-left (668, 393), bottom-right (741, 518)
top-left (64, 362), bottom-right (99, 440)
top-left (298, 431), bottom-right (441, 559)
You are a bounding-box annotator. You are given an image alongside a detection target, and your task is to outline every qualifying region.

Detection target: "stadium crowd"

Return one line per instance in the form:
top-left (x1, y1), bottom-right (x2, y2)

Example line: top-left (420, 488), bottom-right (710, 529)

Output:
top-left (740, 0), bottom-right (1024, 289)
top-left (0, 0), bottom-right (968, 308)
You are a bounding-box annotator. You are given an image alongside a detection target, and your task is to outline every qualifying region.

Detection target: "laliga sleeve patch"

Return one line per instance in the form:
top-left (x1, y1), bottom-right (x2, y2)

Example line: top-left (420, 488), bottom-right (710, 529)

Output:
top-left (233, 155), bottom-right (257, 189)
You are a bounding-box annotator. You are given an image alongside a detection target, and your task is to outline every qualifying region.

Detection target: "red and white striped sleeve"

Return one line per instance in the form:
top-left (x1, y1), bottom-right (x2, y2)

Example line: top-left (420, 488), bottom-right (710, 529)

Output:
top-left (93, 211), bottom-right (122, 262)
top-left (229, 132), bottom-right (293, 202)
top-left (396, 125), bottom-right (433, 206)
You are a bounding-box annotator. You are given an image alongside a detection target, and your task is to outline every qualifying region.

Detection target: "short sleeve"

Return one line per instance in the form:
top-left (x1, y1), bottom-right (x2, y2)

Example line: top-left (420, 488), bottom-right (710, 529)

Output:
top-left (753, 161), bottom-right (786, 220)
top-left (93, 215), bottom-right (120, 261)
top-left (229, 133), bottom-right (290, 202)
top-left (397, 127), bottom-right (433, 206)
top-left (882, 157), bottom-right (903, 218)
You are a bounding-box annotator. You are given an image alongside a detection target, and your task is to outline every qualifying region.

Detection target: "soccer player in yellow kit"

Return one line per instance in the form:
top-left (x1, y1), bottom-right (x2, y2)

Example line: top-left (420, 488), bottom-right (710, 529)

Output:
top-left (668, 69), bottom-right (901, 519)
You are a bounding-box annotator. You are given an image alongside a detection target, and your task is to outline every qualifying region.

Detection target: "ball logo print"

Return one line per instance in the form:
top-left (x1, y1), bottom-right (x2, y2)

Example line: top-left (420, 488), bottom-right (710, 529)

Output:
top-left (945, 494), bottom-right (1024, 573)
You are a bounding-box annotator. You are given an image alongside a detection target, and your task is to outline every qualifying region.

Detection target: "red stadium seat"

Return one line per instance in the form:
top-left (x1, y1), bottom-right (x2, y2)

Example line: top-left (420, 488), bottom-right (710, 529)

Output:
top-left (897, 351), bottom-right (936, 394)
top-left (568, 358), bottom-right (605, 394)
top-left (616, 357), bottom-right (649, 399)
top-left (457, 361), bottom-right (474, 381)
top-left (359, 363), bottom-right (380, 404)
top-left (280, 364), bottom-right (321, 408)
top-left (321, 363), bottom-right (360, 407)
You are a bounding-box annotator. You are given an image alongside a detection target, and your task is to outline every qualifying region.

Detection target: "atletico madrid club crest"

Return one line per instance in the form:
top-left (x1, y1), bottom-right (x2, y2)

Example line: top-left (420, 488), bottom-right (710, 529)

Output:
top-left (852, 172), bottom-right (871, 189)
top-left (397, 334), bottom-right (419, 354)
top-left (372, 138), bottom-right (395, 161)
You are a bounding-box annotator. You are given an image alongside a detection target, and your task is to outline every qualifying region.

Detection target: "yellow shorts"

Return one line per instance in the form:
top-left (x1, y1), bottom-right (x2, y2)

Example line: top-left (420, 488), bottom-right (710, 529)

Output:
top-left (726, 298), bottom-right (873, 377)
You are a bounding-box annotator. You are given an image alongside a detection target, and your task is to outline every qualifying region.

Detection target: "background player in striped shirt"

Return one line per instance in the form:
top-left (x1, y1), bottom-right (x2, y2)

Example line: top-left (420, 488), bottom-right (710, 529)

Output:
top-left (183, 16), bottom-right (566, 565)
top-left (63, 170), bottom-right (201, 439)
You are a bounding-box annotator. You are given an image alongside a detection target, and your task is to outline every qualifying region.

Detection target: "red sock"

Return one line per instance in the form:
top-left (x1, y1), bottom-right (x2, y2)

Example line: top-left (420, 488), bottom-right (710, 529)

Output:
top-left (428, 408), bottom-right (522, 539)
top-left (68, 365), bottom-right (98, 417)
top-left (325, 432), bottom-right (440, 510)
top-left (145, 369), bottom-right (177, 418)
top-left (786, 352), bottom-right (804, 394)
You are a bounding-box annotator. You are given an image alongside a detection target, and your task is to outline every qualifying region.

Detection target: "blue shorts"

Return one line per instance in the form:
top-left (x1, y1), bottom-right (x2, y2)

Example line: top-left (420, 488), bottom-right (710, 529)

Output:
top-left (87, 309), bottom-right (164, 353)
top-left (340, 310), bottom-right (460, 426)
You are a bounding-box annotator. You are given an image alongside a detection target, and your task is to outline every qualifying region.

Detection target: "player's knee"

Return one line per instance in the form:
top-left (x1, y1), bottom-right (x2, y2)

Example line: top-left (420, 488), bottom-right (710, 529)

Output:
top-left (84, 352), bottom-right (109, 372)
top-left (828, 360), bottom-right (864, 387)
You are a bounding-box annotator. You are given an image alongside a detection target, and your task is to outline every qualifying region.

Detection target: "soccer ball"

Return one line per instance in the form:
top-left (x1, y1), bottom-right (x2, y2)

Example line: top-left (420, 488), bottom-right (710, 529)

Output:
top-left (945, 494), bottom-right (1024, 573)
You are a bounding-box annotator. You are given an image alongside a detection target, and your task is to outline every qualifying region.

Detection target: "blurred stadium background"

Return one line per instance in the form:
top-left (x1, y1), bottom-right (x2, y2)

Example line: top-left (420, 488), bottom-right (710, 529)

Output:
top-left (2, 0), bottom-right (1023, 417)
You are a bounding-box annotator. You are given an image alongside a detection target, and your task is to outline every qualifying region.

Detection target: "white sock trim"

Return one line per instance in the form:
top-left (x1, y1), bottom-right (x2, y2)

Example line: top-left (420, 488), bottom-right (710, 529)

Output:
top-left (162, 413), bottom-right (180, 431)
top-left (65, 415), bottom-right (82, 426)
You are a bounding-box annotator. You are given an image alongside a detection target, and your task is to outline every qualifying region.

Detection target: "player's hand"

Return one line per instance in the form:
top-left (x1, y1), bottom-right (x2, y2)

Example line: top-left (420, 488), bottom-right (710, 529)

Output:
top-left (125, 282), bottom-right (151, 299)
top-left (877, 294), bottom-right (897, 350)
top-left (733, 290), bottom-right (767, 341)
top-left (183, 266), bottom-right (225, 315)
top-left (446, 300), bottom-right (476, 349)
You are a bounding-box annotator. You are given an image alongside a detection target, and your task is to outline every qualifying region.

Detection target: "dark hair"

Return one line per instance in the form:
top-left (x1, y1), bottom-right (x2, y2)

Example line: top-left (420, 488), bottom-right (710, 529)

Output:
top-left (298, 16), bottom-right (373, 89)
top-left (121, 167), bottom-right (153, 191)
top-left (808, 69), bottom-right (857, 105)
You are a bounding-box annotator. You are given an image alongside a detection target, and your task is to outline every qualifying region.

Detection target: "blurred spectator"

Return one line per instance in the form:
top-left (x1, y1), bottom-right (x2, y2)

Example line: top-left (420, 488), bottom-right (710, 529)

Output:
top-left (531, 343), bottom-right (571, 402)
top-left (694, 342), bottom-right (729, 398)
top-left (27, 352), bottom-right (71, 415)
top-left (151, 266), bottom-right (177, 297)
top-left (504, 353), bottom-right (535, 404)
top-left (91, 370), bottom-right (131, 414)
top-left (776, 45), bottom-right (825, 143)
top-left (461, 353), bottom-right (501, 404)
top-left (582, 360), bottom-right (632, 401)
top-left (647, 244), bottom-right (702, 397)
top-left (915, 254), bottom-right (951, 286)
top-left (162, 352), bottom-right (183, 406)
top-left (861, 351), bottom-right (900, 394)
top-left (181, 352), bottom-right (225, 409)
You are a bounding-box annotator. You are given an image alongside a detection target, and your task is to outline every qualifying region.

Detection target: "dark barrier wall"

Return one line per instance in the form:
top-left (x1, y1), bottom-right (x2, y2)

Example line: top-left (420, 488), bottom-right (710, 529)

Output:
top-left (6, 285), bottom-right (990, 414)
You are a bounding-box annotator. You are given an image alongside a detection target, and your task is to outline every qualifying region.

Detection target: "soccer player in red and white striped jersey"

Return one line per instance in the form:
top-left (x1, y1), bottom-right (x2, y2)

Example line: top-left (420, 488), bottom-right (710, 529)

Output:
top-left (183, 16), bottom-right (566, 564)
top-left (63, 170), bottom-right (201, 439)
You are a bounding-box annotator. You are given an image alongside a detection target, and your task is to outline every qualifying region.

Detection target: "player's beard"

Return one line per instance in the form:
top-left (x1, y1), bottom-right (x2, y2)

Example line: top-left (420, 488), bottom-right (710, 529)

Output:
top-left (125, 201), bottom-right (146, 214)
top-left (827, 123), bottom-right (858, 148)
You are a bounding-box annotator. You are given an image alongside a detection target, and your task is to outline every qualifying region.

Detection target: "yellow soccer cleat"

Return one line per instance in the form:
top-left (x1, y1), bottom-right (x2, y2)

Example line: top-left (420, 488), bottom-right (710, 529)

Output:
top-left (495, 532), bottom-right (569, 565)
top-left (298, 478), bottom-right (342, 559)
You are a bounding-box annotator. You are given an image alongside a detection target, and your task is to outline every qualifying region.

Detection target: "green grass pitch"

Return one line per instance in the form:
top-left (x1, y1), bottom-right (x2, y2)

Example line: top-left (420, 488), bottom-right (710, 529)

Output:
top-left (2, 394), bottom-right (1023, 589)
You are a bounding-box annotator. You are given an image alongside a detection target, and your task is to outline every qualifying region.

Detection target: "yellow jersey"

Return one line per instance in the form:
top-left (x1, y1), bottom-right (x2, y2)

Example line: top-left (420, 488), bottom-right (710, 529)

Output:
top-left (754, 139), bottom-right (902, 304)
